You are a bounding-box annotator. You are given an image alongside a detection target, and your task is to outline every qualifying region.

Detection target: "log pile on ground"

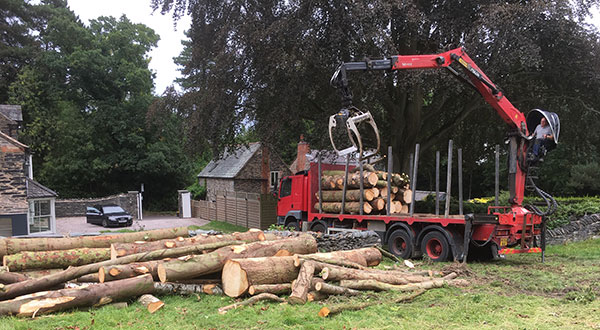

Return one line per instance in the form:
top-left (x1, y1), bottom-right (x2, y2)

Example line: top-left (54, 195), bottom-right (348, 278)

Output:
top-left (0, 228), bottom-right (468, 318)
top-left (219, 246), bottom-right (468, 316)
top-left (317, 165), bottom-right (412, 215)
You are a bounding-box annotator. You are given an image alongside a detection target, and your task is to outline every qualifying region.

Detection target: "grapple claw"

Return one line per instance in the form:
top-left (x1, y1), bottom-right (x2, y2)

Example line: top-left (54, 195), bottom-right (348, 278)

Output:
top-left (328, 106), bottom-right (380, 160)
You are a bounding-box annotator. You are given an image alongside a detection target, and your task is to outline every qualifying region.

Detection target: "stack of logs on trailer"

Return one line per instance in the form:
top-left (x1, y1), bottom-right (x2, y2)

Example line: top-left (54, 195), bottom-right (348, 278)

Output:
top-left (317, 164), bottom-right (413, 215)
top-left (0, 227), bottom-right (465, 317)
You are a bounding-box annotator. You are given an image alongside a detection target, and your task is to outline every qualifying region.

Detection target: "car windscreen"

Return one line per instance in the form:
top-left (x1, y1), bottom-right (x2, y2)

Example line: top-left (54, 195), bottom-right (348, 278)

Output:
top-left (102, 206), bottom-right (126, 214)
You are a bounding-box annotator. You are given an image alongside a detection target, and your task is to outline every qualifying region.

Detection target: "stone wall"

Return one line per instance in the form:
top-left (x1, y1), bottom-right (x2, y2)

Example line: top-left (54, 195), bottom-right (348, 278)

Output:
top-left (546, 214), bottom-right (600, 245)
top-left (0, 137), bottom-right (27, 215)
top-left (55, 192), bottom-right (139, 219)
top-left (234, 179), bottom-right (264, 194)
top-left (205, 178), bottom-right (234, 201)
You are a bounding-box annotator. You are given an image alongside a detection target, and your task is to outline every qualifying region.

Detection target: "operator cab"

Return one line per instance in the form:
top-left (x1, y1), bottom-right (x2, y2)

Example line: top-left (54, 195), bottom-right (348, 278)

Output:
top-left (526, 109), bottom-right (560, 162)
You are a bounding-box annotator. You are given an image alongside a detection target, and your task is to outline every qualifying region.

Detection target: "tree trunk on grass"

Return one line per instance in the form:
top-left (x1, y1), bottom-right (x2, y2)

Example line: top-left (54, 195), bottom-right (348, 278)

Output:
top-left (153, 282), bottom-right (223, 295)
top-left (110, 229), bottom-right (267, 259)
top-left (338, 272), bottom-right (458, 292)
top-left (0, 272), bottom-right (27, 284)
top-left (3, 248), bottom-right (111, 271)
top-left (321, 266), bottom-right (430, 284)
top-left (20, 269), bottom-right (64, 279)
top-left (0, 240), bottom-right (240, 301)
top-left (218, 293), bottom-right (284, 314)
top-left (293, 247), bottom-right (382, 268)
top-left (0, 227), bottom-right (190, 258)
top-left (314, 202), bottom-right (372, 214)
top-left (307, 291), bottom-right (329, 302)
top-left (138, 294), bottom-right (164, 313)
top-left (76, 273), bottom-right (100, 283)
top-left (158, 235), bottom-right (317, 284)
top-left (318, 289), bottom-right (425, 317)
top-left (0, 274), bottom-right (154, 317)
top-left (99, 261), bottom-right (162, 282)
top-left (222, 256), bottom-right (297, 297)
top-left (288, 261), bottom-right (315, 305)
top-left (315, 282), bottom-right (361, 296)
top-left (248, 283), bottom-right (292, 296)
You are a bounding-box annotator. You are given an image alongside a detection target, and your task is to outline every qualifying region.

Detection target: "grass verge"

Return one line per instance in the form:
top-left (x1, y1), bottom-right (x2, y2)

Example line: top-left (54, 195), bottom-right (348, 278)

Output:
top-left (188, 220), bottom-right (249, 233)
top-left (2, 239), bottom-right (599, 329)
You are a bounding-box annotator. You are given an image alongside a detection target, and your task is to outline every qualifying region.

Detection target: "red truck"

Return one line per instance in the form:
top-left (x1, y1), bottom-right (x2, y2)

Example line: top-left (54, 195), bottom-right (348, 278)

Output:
top-left (276, 47), bottom-right (560, 262)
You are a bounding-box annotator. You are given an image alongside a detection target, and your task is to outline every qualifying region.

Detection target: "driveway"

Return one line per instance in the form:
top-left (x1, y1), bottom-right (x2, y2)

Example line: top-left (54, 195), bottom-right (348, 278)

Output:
top-left (56, 215), bottom-right (209, 235)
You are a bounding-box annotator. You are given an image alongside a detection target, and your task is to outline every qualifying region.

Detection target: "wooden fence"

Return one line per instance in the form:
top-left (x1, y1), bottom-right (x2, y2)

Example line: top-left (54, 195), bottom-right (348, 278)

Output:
top-left (191, 190), bottom-right (277, 230)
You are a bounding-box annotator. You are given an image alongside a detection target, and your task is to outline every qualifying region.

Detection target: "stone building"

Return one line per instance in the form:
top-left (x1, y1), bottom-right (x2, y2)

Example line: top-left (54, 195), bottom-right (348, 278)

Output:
top-left (0, 105), bottom-right (57, 237)
top-left (197, 143), bottom-right (291, 200)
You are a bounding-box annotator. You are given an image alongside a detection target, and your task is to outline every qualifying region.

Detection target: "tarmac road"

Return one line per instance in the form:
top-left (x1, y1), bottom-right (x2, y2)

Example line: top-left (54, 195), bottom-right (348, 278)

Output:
top-left (56, 215), bottom-right (209, 235)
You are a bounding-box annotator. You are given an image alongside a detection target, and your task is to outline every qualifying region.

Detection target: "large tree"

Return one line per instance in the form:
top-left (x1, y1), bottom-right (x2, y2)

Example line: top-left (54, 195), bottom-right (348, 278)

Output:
top-left (154, 0), bottom-right (600, 196)
top-left (9, 1), bottom-right (191, 208)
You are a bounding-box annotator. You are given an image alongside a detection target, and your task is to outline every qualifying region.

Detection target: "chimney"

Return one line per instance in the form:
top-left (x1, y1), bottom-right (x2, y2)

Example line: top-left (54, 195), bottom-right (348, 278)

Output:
top-left (295, 134), bottom-right (310, 173)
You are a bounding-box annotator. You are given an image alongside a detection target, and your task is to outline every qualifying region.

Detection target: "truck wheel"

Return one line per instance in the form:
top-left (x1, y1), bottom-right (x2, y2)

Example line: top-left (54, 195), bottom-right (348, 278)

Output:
top-left (420, 231), bottom-right (450, 262)
top-left (286, 221), bottom-right (300, 231)
top-left (311, 222), bottom-right (327, 233)
top-left (388, 230), bottom-right (413, 259)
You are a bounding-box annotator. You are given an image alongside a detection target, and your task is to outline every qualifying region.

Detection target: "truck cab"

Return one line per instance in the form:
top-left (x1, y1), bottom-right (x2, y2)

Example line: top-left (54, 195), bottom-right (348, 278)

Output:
top-left (276, 172), bottom-right (309, 230)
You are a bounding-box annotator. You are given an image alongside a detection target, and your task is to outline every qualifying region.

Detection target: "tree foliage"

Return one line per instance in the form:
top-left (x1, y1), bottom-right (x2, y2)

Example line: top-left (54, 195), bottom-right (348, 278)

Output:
top-left (6, 0), bottom-right (192, 209)
top-left (152, 0), bottom-right (600, 197)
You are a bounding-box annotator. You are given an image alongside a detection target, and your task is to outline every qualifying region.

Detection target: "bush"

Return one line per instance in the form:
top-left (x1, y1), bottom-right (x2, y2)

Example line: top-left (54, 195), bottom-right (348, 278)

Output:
top-left (415, 192), bottom-right (600, 230)
top-left (187, 181), bottom-right (207, 200)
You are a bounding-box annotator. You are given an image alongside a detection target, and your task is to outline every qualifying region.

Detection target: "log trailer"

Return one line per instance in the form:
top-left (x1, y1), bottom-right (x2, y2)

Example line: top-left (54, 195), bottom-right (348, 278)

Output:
top-left (276, 47), bottom-right (560, 261)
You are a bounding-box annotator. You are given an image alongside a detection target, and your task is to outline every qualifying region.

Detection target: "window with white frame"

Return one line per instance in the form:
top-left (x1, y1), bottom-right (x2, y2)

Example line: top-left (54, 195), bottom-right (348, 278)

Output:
top-left (28, 199), bottom-right (53, 233)
top-left (270, 171), bottom-right (281, 191)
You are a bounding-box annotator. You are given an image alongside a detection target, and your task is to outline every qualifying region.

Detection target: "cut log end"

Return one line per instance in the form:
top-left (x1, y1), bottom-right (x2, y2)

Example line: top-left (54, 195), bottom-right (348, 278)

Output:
top-left (98, 267), bottom-right (106, 283)
top-left (157, 264), bottom-right (167, 283)
top-left (138, 294), bottom-right (164, 314)
top-left (318, 307), bottom-right (331, 317)
top-left (221, 260), bottom-right (249, 298)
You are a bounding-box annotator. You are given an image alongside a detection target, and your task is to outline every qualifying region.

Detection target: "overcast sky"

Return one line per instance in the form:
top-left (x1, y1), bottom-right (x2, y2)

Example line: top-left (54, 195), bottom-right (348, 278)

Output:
top-left (67, 0), bottom-right (191, 95)
top-left (67, 1), bottom-right (599, 96)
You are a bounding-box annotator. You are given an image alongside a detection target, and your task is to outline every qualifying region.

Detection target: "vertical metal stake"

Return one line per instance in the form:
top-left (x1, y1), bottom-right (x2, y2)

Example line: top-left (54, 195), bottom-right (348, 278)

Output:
top-left (458, 148), bottom-right (463, 215)
top-left (341, 155), bottom-right (350, 214)
top-left (408, 153), bottom-right (414, 185)
top-left (495, 144), bottom-right (500, 206)
top-left (435, 151), bottom-right (440, 216)
top-left (318, 153), bottom-right (323, 213)
top-left (444, 140), bottom-right (453, 218)
top-left (409, 144), bottom-right (420, 216)
top-left (386, 146), bottom-right (393, 216)
top-left (359, 157), bottom-right (364, 216)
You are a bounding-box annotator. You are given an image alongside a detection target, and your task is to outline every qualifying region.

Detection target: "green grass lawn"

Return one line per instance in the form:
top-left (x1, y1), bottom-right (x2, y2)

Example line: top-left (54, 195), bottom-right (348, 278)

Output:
top-left (2, 238), bottom-right (599, 329)
top-left (189, 221), bottom-right (249, 233)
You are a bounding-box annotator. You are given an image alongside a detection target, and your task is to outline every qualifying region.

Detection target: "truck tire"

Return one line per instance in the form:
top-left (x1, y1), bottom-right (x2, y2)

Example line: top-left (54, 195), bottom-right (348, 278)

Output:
top-left (311, 222), bottom-right (327, 233)
top-left (388, 230), bottom-right (413, 259)
top-left (286, 221), bottom-right (300, 231)
top-left (420, 231), bottom-right (450, 262)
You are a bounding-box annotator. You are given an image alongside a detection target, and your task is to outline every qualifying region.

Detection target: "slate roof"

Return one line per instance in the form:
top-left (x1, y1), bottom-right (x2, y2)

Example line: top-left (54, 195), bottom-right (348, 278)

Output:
top-left (0, 105), bottom-right (23, 122)
top-left (198, 143), bottom-right (262, 179)
top-left (26, 178), bottom-right (58, 198)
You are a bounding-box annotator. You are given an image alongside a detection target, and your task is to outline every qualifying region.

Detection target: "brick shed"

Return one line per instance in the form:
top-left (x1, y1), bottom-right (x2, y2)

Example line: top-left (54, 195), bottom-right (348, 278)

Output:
top-left (198, 142), bottom-right (291, 200)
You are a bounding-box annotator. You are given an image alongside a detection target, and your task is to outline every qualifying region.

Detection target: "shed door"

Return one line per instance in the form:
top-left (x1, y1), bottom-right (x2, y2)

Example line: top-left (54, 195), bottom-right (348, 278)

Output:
top-left (0, 218), bottom-right (12, 237)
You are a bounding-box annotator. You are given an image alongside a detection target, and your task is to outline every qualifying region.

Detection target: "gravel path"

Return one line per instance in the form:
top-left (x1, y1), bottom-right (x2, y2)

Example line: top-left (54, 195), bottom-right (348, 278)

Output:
top-left (56, 215), bottom-right (209, 235)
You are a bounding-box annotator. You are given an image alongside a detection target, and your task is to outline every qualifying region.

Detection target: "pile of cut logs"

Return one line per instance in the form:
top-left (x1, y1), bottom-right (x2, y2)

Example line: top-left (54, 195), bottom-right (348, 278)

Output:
top-left (318, 164), bottom-right (412, 215)
top-left (0, 227), bottom-right (463, 318)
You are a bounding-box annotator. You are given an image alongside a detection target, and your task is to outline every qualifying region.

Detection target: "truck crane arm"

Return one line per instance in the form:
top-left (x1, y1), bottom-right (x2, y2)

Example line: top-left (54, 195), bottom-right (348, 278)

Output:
top-left (330, 47), bottom-right (559, 209)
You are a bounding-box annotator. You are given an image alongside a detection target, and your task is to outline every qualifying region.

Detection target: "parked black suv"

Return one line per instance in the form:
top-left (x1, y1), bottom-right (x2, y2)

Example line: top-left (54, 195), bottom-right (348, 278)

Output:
top-left (86, 205), bottom-right (133, 227)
